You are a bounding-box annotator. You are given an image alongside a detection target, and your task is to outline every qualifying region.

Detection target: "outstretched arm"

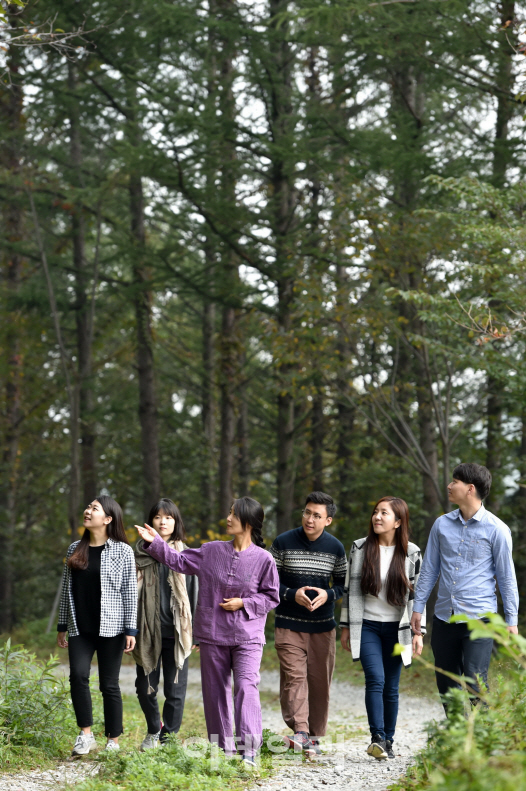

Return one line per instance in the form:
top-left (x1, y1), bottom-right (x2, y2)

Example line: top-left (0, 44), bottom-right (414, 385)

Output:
top-left (135, 526), bottom-right (203, 575)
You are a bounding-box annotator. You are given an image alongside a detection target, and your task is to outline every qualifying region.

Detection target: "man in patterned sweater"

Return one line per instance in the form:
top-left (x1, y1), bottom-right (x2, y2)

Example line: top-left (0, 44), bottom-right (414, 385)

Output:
top-left (270, 491), bottom-right (347, 755)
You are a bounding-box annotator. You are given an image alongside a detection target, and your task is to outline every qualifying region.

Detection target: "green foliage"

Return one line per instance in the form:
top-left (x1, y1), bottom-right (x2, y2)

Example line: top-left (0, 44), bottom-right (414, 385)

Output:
top-left (77, 730), bottom-right (277, 791)
top-left (1, 0), bottom-right (525, 633)
top-left (0, 639), bottom-right (75, 767)
top-left (1, 618), bottom-right (60, 661)
top-left (391, 615), bottom-right (526, 791)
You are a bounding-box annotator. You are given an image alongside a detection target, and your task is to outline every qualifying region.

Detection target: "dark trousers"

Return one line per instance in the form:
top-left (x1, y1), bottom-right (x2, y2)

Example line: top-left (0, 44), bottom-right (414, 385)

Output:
top-left (431, 615), bottom-right (493, 708)
top-left (359, 620), bottom-right (403, 742)
top-left (68, 633), bottom-right (125, 738)
top-left (135, 638), bottom-right (189, 738)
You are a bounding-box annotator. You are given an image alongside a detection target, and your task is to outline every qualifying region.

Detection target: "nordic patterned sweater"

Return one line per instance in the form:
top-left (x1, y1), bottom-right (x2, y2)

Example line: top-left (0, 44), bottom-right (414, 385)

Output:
top-left (269, 527), bottom-right (347, 633)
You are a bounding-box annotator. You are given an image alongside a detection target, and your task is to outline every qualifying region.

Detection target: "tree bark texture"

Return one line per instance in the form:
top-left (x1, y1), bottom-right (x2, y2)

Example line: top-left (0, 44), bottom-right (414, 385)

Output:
top-left (68, 61), bottom-right (97, 507)
top-left (0, 28), bottom-right (23, 629)
top-left (390, 58), bottom-right (443, 535)
top-left (237, 358), bottom-right (250, 497)
top-left (335, 266), bottom-right (355, 524)
top-left (269, 0), bottom-right (298, 533)
top-left (127, 91), bottom-right (161, 517)
top-left (311, 389), bottom-right (324, 492)
top-left (485, 0), bottom-right (516, 511)
top-left (216, 1), bottom-right (240, 523)
top-left (201, 291), bottom-right (216, 539)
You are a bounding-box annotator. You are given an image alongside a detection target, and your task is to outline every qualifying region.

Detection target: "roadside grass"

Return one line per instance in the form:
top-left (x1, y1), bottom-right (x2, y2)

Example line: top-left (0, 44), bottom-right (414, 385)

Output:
top-left (77, 694), bottom-right (278, 791)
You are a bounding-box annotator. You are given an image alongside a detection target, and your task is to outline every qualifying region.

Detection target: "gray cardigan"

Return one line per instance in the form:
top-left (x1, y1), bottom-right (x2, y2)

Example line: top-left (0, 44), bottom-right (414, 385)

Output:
top-left (340, 538), bottom-right (426, 667)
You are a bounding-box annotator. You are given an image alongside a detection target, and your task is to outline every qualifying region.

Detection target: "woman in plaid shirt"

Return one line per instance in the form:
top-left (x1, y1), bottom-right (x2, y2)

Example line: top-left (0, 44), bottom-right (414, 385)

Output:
top-left (57, 495), bottom-right (138, 757)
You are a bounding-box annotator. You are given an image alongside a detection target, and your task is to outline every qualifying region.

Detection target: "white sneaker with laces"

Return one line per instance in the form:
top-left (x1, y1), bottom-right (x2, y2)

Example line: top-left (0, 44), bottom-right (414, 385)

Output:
top-left (105, 739), bottom-right (120, 751)
top-left (140, 731), bottom-right (161, 751)
top-left (72, 732), bottom-right (97, 756)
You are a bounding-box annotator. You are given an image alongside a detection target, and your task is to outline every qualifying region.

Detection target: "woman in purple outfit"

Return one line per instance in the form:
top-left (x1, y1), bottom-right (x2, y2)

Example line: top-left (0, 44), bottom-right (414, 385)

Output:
top-left (135, 496), bottom-right (279, 767)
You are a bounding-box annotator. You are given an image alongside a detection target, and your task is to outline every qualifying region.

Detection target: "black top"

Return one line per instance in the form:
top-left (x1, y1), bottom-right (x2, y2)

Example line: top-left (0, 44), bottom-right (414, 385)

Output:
top-left (71, 544), bottom-right (105, 635)
top-left (269, 527), bottom-right (347, 633)
top-left (159, 563), bottom-right (175, 638)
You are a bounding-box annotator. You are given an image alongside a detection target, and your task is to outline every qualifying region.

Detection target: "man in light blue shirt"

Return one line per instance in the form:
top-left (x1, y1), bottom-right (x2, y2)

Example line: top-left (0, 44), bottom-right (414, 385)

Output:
top-left (410, 462), bottom-right (519, 710)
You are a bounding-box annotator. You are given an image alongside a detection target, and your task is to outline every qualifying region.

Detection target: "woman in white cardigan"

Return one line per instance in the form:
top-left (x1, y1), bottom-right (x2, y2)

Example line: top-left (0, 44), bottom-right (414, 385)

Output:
top-left (340, 497), bottom-right (425, 761)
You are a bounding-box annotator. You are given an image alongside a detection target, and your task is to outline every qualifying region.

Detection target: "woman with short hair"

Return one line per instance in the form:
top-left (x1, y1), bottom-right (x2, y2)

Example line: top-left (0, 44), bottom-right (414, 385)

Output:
top-left (340, 497), bottom-right (425, 760)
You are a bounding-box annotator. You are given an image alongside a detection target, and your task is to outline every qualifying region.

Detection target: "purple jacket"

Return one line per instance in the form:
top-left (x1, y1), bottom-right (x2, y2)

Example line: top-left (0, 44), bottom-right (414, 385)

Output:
top-left (145, 536), bottom-right (280, 646)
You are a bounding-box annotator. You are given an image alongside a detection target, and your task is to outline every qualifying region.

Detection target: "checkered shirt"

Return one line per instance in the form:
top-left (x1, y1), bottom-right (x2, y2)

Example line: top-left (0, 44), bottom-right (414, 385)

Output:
top-left (57, 538), bottom-right (138, 637)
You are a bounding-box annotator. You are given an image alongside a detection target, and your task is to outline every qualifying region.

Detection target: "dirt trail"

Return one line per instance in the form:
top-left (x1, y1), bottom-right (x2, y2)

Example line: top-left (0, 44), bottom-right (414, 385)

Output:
top-left (0, 666), bottom-right (443, 791)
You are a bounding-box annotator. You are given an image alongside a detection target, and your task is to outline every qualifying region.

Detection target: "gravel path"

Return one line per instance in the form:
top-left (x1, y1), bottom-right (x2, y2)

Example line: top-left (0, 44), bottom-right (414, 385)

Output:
top-left (0, 666), bottom-right (443, 791)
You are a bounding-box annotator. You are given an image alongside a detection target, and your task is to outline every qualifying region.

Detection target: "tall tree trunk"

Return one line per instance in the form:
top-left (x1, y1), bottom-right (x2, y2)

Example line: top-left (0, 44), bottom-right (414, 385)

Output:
top-left (485, 0), bottom-right (516, 511)
top-left (216, 0), bottom-right (239, 523)
top-left (237, 356), bottom-right (250, 496)
top-left (311, 387), bottom-right (324, 492)
top-left (218, 288), bottom-right (237, 520)
top-left (201, 288), bottom-right (216, 539)
top-left (68, 60), bottom-right (97, 507)
top-left (389, 57), bottom-right (443, 538)
top-left (200, 2), bottom-right (218, 539)
top-left (0, 20), bottom-right (23, 629)
top-left (126, 88), bottom-right (161, 517)
top-left (269, 0), bottom-right (298, 533)
top-left (335, 265), bottom-right (355, 525)
top-left (417, 378), bottom-right (441, 537)
top-left (306, 49), bottom-right (324, 495)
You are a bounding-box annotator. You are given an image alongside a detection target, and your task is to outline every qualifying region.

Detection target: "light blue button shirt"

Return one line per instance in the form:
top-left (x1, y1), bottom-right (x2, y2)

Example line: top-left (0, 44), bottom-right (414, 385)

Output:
top-left (413, 505), bottom-right (519, 625)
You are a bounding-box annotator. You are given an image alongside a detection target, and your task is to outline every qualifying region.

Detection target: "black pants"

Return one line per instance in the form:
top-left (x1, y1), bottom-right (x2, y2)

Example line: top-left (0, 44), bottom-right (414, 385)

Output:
top-left (431, 615), bottom-right (493, 709)
top-left (68, 633), bottom-right (125, 738)
top-left (135, 638), bottom-right (189, 738)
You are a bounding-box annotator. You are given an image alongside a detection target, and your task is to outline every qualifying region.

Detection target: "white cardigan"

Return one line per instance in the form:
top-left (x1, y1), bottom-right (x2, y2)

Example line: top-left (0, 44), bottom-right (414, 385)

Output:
top-left (340, 538), bottom-right (426, 667)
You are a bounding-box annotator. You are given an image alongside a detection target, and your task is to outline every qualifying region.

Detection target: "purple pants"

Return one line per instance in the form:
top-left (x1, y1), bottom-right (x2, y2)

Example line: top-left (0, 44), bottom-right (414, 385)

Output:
top-left (200, 642), bottom-right (263, 758)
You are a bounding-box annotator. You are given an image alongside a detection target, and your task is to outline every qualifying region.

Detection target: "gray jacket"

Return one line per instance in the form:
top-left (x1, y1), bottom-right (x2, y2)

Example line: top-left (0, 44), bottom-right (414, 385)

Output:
top-left (340, 538), bottom-right (426, 667)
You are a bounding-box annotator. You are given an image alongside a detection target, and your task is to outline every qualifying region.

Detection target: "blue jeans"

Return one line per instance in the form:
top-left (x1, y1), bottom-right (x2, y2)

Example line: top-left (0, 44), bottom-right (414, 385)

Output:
top-left (359, 620), bottom-right (402, 742)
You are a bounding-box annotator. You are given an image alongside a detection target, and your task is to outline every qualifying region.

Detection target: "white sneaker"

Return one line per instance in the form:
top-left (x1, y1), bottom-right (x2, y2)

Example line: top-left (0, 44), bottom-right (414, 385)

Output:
top-left (72, 732), bottom-right (97, 756)
top-left (242, 755), bottom-right (258, 771)
top-left (105, 739), bottom-right (120, 752)
top-left (140, 731), bottom-right (161, 751)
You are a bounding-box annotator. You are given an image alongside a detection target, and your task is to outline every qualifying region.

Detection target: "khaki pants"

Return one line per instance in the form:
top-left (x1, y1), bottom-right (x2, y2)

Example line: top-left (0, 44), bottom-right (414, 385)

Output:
top-left (274, 627), bottom-right (336, 737)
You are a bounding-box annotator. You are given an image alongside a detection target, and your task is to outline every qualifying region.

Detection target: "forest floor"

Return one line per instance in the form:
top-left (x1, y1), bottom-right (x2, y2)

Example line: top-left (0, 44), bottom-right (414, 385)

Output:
top-left (0, 654), bottom-right (444, 791)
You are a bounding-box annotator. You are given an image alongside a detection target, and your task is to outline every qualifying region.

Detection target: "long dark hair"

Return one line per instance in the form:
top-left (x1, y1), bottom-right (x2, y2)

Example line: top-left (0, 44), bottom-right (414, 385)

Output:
top-left (68, 495), bottom-right (128, 570)
top-left (148, 498), bottom-right (186, 542)
top-left (360, 496), bottom-right (412, 606)
top-left (232, 496), bottom-right (266, 549)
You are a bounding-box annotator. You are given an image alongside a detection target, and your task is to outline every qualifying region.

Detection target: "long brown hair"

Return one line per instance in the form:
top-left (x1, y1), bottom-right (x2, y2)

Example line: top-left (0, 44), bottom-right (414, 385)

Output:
top-left (68, 495), bottom-right (129, 570)
top-left (360, 496), bottom-right (412, 606)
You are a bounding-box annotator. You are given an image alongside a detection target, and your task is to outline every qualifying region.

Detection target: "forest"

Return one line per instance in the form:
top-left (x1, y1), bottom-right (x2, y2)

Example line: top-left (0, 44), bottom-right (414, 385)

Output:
top-left (0, 0), bottom-right (525, 633)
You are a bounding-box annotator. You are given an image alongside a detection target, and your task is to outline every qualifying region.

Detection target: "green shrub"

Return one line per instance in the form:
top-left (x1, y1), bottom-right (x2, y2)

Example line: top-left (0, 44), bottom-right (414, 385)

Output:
top-left (0, 639), bottom-right (75, 758)
top-left (0, 618), bottom-right (60, 661)
top-left (77, 731), bottom-right (278, 791)
top-left (391, 615), bottom-right (526, 791)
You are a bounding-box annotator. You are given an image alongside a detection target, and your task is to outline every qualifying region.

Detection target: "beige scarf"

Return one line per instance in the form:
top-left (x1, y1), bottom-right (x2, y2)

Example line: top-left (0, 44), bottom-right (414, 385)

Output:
top-left (168, 540), bottom-right (193, 679)
top-left (133, 539), bottom-right (193, 687)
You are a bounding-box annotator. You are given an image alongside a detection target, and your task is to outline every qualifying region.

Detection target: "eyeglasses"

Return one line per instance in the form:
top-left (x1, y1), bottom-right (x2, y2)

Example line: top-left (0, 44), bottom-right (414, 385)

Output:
top-left (302, 509), bottom-right (326, 522)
